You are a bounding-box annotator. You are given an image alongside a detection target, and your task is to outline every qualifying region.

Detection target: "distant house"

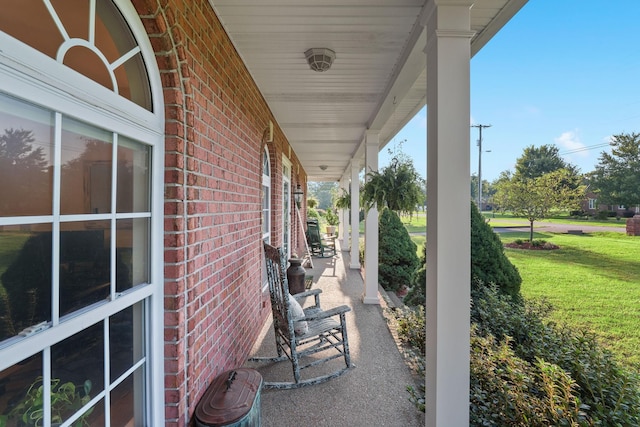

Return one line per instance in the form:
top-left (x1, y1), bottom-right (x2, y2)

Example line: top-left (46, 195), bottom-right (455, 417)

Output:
top-left (579, 192), bottom-right (639, 217)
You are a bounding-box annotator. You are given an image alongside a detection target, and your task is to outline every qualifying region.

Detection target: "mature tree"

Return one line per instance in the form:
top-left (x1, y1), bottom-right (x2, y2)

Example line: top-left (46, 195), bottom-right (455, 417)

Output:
top-left (471, 174), bottom-right (494, 204)
top-left (590, 132), bottom-right (640, 207)
top-left (361, 145), bottom-right (425, 215)
top-left (515, 144), bottom-right (578, 179)
top-left (0, 128), bottom-right (50, 215)
top-left (494, 169), bottom-right (585, 241)
top-left (307, 181), bottom-right (337, 210)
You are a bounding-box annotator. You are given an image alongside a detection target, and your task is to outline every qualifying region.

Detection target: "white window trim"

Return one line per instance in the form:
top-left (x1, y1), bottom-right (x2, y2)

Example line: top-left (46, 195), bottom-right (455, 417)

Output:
top-left (282, 156), bottom-right (292, 260)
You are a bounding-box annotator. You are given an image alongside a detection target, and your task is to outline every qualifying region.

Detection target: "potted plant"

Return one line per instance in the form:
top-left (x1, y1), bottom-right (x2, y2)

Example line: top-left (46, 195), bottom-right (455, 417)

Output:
top-left (324, 208), bottom-right (339, 235)
top-left (1, 376), bottom-right (93, 427)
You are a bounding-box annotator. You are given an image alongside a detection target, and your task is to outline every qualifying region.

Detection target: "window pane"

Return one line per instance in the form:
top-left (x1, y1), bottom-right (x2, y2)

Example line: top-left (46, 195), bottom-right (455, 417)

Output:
top-left (111, 367), bottom-right (145, 427)
top-left (95, 0), bottom-right (152, 110)
top-left (52, 323), bottom-right (104, 425)
top-left (117, 137), bottom-right (150, 213)
top-left (60, 221), bottom-right (110, 317)
top-left (0, 93), bottom-right (54, 217)
top-left (61, 118), bottom-right (113, 215)
top-left (0, 225), bottom-right (52, 343)
top-left (0, 0), bottom-right (63, 60)
top-left (116, 219), bottom-right (149, 292)
top-left (110, 303), bottom-right (144, 382)
top-left (0, 353), bottom-right (42, 424)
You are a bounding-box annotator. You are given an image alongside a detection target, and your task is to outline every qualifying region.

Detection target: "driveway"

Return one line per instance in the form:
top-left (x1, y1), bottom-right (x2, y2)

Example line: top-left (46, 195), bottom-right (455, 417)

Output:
top-left (489, 218), bottom-right (626, 234)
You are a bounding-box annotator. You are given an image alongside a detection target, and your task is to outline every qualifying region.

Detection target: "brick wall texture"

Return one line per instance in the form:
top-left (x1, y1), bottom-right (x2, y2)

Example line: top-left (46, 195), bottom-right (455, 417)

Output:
top-left (132, 1), bottom-right (307, 425)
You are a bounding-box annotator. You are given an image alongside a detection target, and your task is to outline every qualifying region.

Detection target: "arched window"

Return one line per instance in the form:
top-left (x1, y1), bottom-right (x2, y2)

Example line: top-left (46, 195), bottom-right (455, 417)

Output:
top-left (0, 0), bottom-right (152, 110)
top-left (0, 1), bottom-right (163, 425)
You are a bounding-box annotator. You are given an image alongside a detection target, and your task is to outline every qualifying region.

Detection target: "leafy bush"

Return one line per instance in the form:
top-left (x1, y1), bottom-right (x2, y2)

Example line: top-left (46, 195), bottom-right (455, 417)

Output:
top-left (531, 239), bottom-right (546, 247)
top-left (471, 284), bottom-right (640, 426)
top-left (470, 328), bottom-right (589, 426)
top-left (471, 202), bottom-right (522, 298)
top-left (378, 208), bottom-right (419, 292)
top-left (395, 305), bottom-right (425, 355)
top-left (595, 211), bottom-right (609, 220)
top-left (307, 207), bottom-right (320, 221)
top-left (406, 241), bottom-right (426, 307)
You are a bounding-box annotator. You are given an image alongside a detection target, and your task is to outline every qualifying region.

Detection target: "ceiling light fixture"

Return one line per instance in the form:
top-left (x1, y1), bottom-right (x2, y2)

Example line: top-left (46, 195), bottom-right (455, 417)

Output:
top-left (319, 164), bottom-right (328, 171)
top-left (305, 48), bottom-right (336, 72)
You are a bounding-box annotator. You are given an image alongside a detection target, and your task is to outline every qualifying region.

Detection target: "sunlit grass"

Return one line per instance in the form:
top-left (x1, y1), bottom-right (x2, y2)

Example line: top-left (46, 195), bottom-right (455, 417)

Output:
top-left (501, 231), bottom-right (640, 369)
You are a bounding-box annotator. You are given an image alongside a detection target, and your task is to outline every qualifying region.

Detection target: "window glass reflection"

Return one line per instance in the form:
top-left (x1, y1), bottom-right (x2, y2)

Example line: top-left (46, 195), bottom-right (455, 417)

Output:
top-left (0, 93), bottom-right (54, 217)
top-left (0, 353), bottom-right (42, 424)
top-left (116, 219), bottom-right (149, 292)
top-left (0, 1), bottom-right (152, 110)
top-left (52, 323), bottom-right (104, 425)
top-left (110, 367), bottom-right (145, 427)
top-left (0, 225), bottom-right (52, 343)
top-left (110, 303), bottom-right (144, 382)
top-left (61, 117), bottom-right (113, 215)
top-left (59, 221), bottom-right (110, 317)
top-left (117, 137), bottom-right (150, 213)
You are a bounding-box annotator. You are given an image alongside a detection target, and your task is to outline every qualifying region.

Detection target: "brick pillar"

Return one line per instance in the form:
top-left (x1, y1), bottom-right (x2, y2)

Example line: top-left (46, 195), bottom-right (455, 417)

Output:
top-left (626, 215), bottom-right (640, 236)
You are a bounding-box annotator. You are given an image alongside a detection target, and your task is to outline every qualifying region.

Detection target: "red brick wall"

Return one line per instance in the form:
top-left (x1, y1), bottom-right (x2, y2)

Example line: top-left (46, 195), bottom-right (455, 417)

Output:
top-left (132, 1), bottom-right (306, 426)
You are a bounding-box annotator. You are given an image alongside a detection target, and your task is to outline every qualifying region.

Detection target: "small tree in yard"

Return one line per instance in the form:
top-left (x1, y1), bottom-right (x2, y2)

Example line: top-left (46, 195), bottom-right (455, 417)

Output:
top-left (493, 168), bottom-right (585, 242)
top-left (378, 208), bottom-right (419, 292)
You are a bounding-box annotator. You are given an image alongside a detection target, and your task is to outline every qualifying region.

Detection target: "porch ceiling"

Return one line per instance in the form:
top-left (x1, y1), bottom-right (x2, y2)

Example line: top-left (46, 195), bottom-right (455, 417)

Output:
top-left (210, 0), bottom-right (527, 182)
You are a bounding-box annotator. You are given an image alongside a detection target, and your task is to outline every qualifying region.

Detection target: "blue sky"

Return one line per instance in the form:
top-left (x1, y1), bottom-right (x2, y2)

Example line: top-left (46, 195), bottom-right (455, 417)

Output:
top-left (381, 1), bottom-right (640, 183)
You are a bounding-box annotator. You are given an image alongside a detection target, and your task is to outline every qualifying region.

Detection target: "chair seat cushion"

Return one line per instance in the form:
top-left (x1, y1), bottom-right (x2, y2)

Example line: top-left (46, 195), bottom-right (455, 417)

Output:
top-left (288, 293), bottom-right (309, 335)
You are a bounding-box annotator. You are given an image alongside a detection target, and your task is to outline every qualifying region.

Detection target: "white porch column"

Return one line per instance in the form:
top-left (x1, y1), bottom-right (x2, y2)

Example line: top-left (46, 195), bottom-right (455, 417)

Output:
top-left (424, 2), bottom-right (473, 426)
top-left (363, 130), bottom-right (380, 304)
top-left (349, 161), bottom-right (361, 269)
top-left (339, 176), bottom-right (349, 248)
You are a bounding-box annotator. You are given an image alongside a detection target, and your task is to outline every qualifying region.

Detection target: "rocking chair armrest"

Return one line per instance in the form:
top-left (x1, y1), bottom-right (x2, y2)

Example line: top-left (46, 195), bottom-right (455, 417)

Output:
top-left (293, 288), bottom-right (322, 300)
top-left (293, 288), bottom-right (322, 308)
top-left (302, 304), bottom-right (351, 322)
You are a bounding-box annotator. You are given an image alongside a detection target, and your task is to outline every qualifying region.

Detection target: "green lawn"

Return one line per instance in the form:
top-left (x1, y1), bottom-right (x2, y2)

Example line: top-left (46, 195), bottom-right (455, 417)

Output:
top-left (501, 231), bottom-right (640, 369)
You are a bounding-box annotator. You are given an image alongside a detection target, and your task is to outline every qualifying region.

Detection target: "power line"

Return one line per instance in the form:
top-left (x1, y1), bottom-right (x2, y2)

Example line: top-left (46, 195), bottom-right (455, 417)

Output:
top-left (559, 142), bottom-right (610, 155)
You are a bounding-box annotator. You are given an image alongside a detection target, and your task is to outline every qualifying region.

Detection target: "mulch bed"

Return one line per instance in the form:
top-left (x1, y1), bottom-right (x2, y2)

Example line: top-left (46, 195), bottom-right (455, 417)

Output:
top-left (504, 241), bottom-right (560, 250)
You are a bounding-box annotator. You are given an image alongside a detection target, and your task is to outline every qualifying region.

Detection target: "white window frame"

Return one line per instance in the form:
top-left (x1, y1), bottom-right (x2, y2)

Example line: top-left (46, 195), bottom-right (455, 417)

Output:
top-left (588, 198), bottom-right (596, 210)
top-left (0, 1), bottom-right (165, 424)
top-left (282, 156), bottom-right (292, 260)
top-left (262, 147), bottom-right (271, 244)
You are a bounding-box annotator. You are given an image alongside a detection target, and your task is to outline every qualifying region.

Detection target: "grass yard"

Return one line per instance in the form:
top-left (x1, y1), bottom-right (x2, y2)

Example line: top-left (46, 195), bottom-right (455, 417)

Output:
top-left (501, 231), bottom-right (640, 369)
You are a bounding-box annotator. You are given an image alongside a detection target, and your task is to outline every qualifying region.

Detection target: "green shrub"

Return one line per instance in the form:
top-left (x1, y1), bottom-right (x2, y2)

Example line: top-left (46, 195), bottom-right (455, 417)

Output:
top-left (395, 305), bottom-right (425, 355)
top-left (471, 284), bottom-right (640, 426)
top-left (470, 328), bottom-right (589, 426)
top-left (307, 207), bottom-right (320, 220)
top-left (405, 241), bottom-right (426, 307)
top-left (378, 208), bottom-right (419, 292)
top-left (471, 202), bottom-right (522, 298)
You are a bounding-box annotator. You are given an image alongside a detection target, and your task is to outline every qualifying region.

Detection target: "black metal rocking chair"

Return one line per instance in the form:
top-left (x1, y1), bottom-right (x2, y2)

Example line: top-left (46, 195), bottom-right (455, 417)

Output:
top-left (306, 220), bottom-right (336, 257)
top-left (249, 242), bottom-right (353, 389)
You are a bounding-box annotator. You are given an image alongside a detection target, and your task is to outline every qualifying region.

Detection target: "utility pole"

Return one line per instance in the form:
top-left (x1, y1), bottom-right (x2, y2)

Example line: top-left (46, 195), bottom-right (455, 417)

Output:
top-left (471, 124), bottom-right (491, 210)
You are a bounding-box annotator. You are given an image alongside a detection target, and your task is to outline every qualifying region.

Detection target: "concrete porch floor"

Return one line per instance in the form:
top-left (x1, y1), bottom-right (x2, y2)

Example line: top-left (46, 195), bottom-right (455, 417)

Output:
top-left (244, 241), bottom-right (425, 427)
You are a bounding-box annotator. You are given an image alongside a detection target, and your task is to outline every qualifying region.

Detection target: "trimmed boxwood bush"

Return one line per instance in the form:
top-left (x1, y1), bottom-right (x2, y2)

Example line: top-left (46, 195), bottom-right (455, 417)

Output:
top-left (378, 207), bottom-right (419, 292)
top-left (471, 202), bottom-right (522, 298)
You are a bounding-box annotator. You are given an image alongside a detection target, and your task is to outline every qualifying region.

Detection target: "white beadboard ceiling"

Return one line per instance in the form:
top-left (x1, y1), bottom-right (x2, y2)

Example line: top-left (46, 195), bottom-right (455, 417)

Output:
top-left (210, 0), bottom-right (527, 182)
